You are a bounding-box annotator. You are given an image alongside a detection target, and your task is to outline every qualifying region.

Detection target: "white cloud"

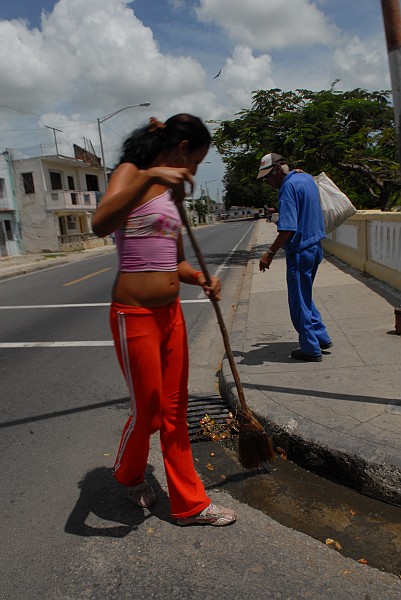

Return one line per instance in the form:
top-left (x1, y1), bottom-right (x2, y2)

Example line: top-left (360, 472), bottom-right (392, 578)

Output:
top-left (168, 0), bottom-right (186, 10)
top-left (219, 46), bottom-right (275, 108)
top-left (196, 0), bottom-right (337, 50)
top-left (0, 0), bottom-right (216, 118)
top-left (0, 19), bottom-right (69, 110)
top-left (331, 35), bottom-right (390, 90)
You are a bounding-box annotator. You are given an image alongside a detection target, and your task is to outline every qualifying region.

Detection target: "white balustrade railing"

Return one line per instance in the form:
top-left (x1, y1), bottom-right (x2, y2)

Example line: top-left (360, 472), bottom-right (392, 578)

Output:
top-left (45, 190), bottom-right (97, 209)
top-left (322, 211), bottom-right (401, 292)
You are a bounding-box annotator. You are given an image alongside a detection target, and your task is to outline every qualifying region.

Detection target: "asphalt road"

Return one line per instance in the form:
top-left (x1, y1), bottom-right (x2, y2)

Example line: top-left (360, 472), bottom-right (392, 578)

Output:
top-left (0, 221), bottom-right (255, 599)
top-left (1, 220), bottom-right (400, 600)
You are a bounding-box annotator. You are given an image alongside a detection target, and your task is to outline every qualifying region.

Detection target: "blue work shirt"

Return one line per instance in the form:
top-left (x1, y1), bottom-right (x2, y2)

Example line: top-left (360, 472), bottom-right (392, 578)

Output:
top-left (277, 171), bottom-right (325, 254)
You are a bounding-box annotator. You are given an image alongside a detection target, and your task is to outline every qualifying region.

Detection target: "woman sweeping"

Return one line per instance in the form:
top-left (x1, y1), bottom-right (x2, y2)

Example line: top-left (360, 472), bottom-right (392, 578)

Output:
top-left (92, 113), bottom-right (236, 527)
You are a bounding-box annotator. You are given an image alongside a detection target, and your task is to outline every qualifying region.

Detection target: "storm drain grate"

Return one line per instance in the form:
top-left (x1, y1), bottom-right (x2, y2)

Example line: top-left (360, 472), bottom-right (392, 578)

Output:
top-left (187, 394), bottom-right (232, 442)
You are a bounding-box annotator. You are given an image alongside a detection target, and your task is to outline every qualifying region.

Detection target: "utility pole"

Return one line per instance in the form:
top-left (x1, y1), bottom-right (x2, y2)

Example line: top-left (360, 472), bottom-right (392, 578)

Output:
top-left (45, 125), bottom-right (63, 155)
top-left (204, 178), bottom-right (220, 223)
top-left (381, 0), bottom-right (401, 171)
top-left (2, 150), bottom-right (23, 253)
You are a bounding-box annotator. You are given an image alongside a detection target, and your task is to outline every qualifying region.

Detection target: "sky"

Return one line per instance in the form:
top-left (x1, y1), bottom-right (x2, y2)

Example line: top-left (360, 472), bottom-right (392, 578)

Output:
top-left (0, 0), bottom-right (393, 200)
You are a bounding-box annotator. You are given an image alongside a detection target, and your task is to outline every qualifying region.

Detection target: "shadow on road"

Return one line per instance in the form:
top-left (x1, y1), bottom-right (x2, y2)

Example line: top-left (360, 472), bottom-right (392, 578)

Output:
top-left (65, 465), bottom-right (171, 537)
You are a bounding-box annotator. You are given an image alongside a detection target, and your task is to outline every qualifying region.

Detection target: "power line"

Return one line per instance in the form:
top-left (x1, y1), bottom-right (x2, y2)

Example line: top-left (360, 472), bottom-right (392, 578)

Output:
top-left (0, 103), bottom-right (43, 117)
top-left (0, 103), bottom-right (94, 125)
top-left (0, 128), bottom-right (44, 133)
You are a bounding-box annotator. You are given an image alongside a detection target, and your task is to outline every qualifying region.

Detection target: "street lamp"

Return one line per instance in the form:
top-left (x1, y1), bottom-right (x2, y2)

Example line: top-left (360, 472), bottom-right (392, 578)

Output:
top-left (97, 102), bottom-right (151, 188)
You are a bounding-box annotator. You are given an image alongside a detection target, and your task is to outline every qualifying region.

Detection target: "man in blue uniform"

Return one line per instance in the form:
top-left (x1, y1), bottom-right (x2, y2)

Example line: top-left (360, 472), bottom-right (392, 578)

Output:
top-left (257, 153), bottom-right (332, 362)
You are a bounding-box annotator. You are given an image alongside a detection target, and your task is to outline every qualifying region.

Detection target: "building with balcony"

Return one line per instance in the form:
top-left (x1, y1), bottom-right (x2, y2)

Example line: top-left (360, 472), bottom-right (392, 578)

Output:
top-left (7, 145), bottom-right (108, 254)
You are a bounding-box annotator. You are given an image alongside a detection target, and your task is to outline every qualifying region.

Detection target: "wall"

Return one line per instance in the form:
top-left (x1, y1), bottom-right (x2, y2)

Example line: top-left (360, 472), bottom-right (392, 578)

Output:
top-left (322, 211), bottom-right (401, 292)
top-left (12, 158), bottom-right (60, 253)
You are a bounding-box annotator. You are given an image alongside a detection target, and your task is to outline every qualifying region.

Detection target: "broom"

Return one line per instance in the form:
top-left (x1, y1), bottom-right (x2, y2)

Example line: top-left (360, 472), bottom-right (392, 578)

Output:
top-left (177, 203), bottom-right (275, 469)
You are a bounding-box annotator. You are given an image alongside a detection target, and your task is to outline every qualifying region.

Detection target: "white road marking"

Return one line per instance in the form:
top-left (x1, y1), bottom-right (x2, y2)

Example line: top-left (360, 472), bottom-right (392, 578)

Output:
top-left (196, 223), bottom-right (253, 298)
top-left (0, 300), bottom-right (211, 348)
top-left (0, 303), bottom-right (110, 309)
top-left (0, 299), bottom-right (210, 309)
top-left (0, 341), bottom-right (114, 348)
top-left (1, 226), bottom-right (252, 350)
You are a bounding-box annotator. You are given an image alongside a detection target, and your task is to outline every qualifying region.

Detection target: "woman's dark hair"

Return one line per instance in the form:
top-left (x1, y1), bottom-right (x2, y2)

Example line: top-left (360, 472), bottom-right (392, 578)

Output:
top-left (117, 113), bottom-right (211, 168)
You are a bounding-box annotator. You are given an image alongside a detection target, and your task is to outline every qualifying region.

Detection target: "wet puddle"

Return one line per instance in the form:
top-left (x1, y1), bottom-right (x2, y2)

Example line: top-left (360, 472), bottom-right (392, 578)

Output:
top-left (192, 440), bottom-right (401, 577)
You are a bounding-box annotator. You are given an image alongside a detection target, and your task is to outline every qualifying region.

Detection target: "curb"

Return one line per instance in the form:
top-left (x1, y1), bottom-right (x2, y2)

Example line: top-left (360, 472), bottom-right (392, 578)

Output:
top-left (0, 246), bottom-right (116, 281)
top-left (219, 229), bottom-right (401, 507)
top-left (0, 258), bottom-right (72, 281)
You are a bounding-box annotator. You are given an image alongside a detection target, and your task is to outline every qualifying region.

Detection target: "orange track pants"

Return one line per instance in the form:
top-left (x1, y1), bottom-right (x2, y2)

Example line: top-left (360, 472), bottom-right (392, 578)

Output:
top-left (110, 299), bottom-right (210, 519)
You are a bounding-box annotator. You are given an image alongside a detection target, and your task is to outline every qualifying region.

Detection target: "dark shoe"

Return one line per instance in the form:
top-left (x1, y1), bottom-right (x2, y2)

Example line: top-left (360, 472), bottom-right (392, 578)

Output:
top-left (291, 349), bottom-right (322, 362)
top-left (127, 481), bottom-right (156, 508)
top-left (320, 341), bottom-right (333, 350)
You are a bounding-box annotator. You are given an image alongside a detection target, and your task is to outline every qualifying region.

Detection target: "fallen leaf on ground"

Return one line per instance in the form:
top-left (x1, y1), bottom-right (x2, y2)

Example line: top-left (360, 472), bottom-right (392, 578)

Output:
top-left (357, 558), bottom-right (369, 565)
top-left (276, 447), bottom-right (287, 459)
top-left (147, 527), bottom-right (155, 535)
top-left (206, 463), bottom-right (214, 471)
top-left (325, 538), bottom-right (342, 551)
top-left (349, 509), bottom-right (357, 517)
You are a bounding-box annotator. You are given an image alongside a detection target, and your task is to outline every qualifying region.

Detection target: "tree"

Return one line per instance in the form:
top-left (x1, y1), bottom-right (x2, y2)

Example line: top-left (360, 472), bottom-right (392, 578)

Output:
top-left (194, 198), bottom-right (207, 223)
top-left (212, 87), bottom-right (401, 210)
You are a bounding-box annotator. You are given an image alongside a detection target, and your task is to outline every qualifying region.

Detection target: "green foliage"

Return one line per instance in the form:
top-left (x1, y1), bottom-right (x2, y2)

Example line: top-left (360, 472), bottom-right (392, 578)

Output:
top-left (194, 199), bottom-right (207, 217)
top-left (212, 87), bottom-right (401, 210)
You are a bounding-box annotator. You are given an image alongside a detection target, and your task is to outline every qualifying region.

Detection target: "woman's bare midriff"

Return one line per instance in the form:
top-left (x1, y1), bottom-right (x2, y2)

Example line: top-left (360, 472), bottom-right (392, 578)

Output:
top-left (112, 271), bottom-right (180, 307)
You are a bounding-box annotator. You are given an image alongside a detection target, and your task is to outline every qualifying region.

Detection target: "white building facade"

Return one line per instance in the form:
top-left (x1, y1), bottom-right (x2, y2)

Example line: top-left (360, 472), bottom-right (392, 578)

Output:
top-left (8, 149), bottom-right (107, 254)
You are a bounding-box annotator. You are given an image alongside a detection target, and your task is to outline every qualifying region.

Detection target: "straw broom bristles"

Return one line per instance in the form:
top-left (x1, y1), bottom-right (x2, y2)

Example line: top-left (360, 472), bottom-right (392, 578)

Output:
top-left (176, 201), bottom-right (276, 469)
top-left (237, 411), bottom-right (276, 469)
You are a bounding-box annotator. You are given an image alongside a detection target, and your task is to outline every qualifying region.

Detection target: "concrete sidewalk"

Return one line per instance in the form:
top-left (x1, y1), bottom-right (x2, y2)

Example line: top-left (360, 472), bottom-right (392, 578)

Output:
top-left (220, 220), bottom-right (401, 506)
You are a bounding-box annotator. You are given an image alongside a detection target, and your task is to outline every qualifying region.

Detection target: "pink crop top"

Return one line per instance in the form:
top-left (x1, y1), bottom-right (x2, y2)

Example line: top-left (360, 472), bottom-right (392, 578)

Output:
top-left (115, 190), bottom-right (182, 272)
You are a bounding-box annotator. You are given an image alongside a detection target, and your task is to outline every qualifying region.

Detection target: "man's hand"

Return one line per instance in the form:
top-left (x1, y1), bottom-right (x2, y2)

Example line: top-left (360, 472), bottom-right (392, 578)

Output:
top-left (259, 251), bottom-right (273, 272)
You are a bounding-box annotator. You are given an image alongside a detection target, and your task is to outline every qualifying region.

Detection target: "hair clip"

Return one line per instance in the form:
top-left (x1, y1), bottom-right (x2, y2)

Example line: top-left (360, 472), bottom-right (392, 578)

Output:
top-left (149, 117), bottom-right (166, 133)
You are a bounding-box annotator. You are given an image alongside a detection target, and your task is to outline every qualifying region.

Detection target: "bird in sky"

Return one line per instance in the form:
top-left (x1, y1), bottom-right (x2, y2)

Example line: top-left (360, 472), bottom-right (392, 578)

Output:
top-left (213, 68), bottom-right (222, 79)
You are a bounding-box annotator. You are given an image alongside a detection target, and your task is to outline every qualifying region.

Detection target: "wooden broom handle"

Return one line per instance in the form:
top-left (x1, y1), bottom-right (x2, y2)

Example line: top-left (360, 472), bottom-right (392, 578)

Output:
top-left (177, 204), bottom-right (250, 415)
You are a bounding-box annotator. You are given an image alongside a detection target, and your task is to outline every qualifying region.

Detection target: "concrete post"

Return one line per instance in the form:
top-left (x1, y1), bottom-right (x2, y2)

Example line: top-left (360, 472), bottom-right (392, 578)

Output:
top-left (381, 0), bottom-right (401, 171)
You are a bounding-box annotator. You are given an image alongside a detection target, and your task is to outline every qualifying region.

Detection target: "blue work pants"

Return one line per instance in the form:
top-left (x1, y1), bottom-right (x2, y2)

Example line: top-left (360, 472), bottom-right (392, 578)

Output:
top-left (286, 243), bottom-right (331, 356)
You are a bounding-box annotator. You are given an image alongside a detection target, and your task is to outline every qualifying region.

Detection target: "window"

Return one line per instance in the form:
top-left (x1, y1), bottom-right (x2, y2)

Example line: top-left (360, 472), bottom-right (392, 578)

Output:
top-left (50, 171), bottom-right (63, 190)
top-left (4, 220), bottom-right (13, 241)
top-left (67, 215), bottom-right (77, 230)
top-left (70, 193), bottom-right (78, 205)
top-left (85, 174), bottom-right (99, 192)
top-left (21, 172), bottom-right (35, 194)
top-left (67, 176), bottom-right (75, 190)
top-left (0, 178), bottom-right (5, 199)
